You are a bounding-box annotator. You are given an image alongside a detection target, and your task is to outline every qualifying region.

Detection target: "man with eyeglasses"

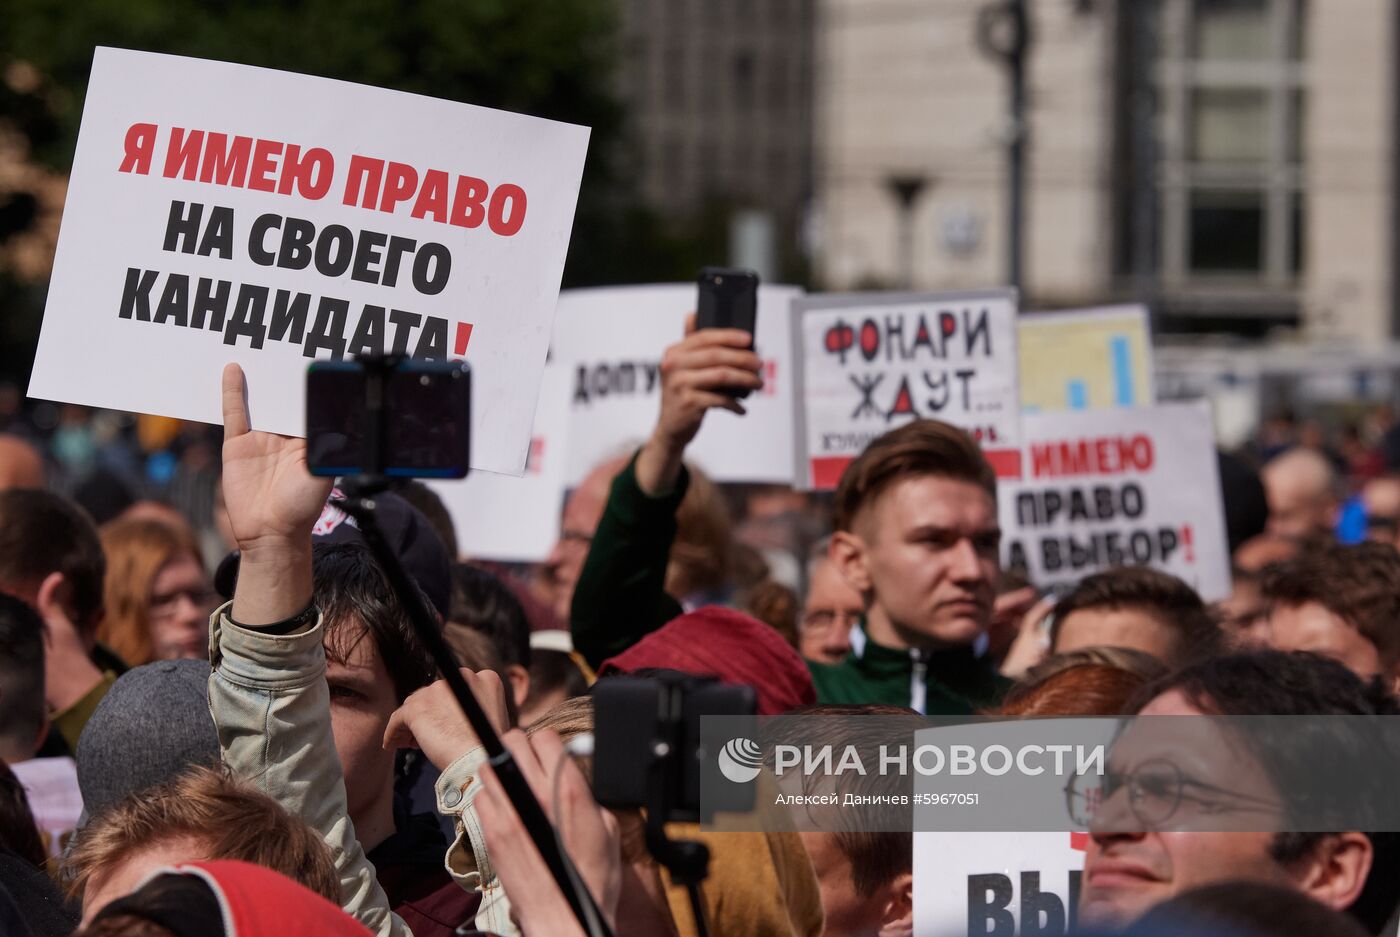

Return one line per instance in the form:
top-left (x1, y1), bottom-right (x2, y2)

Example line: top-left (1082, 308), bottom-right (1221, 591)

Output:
top-left (1077, 649), bottom-right (1400, 935)
top-left (799, 542), bottom-right (864, 665)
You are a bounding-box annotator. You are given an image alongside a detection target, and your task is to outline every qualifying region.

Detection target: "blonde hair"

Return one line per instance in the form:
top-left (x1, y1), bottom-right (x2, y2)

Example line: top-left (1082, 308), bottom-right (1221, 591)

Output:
top-left (667, 463), bottom-right (733, 599)
top-left (98, 518), bottom-right (202, 665)
top-left (64, 767), bottom-right (339, 904)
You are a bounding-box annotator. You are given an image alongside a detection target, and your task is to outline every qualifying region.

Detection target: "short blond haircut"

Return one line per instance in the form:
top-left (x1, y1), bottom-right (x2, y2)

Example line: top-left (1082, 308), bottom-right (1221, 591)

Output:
top-left (64, 767), bottom-right (339, 904)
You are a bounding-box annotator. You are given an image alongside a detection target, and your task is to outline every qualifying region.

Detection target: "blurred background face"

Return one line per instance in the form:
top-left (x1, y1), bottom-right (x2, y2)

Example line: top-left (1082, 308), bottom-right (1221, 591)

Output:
top-left (1265, 602), bottom-right (1382, 679)
top-left (542, 459), bottom-right (622, 623)
top-left (800, 557), bottom-right (862, 663)
top-left (147, 552), bottom-right (214, 660)
top-left (1053, 607), bottom-right (1180, 664)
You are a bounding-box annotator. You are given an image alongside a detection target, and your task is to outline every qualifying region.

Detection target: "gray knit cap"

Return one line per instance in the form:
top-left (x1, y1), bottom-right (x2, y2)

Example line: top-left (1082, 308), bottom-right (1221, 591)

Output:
top-left (75, 658), bottom-right (220, 821)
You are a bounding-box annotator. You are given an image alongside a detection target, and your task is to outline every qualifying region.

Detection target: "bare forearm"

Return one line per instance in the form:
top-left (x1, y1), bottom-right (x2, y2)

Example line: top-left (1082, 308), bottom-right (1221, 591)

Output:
top-left (231, 540), bottom-right (315, 625)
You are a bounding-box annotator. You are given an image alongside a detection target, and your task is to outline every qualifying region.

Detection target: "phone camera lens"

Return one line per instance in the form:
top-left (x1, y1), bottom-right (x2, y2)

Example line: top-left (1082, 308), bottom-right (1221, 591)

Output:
top-left (714, 276), bottom-right (723, 285)
top-left (419, 375), bottom-right (431, 386)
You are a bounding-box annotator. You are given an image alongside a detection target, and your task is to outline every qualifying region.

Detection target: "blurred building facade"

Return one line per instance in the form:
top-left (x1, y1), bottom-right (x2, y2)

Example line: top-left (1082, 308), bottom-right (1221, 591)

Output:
top-left (616, 0), bottom-right (816, 279)
top-left (814, 0), bottom-right (1397, 342)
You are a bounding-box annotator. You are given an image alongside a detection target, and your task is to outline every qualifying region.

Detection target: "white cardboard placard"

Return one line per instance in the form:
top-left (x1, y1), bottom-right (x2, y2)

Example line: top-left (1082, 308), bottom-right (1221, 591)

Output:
top-left (791, 290), bottom-right (1023, 490)
top-left (29, 47), bottom-right (590, 476)
top-left (429, 355), bottom-right (571, 562)
top-left (553, 283), bottom-right (803, 486)
top-left (998, 401), bottom-right (1231, 601)
top-left (915, 831), bottom-right (1085, 936)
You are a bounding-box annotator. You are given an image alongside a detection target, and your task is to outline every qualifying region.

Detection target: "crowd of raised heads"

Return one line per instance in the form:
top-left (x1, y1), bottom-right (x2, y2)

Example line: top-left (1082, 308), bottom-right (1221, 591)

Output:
top-left (1, 336), bottom-right (1400, 937)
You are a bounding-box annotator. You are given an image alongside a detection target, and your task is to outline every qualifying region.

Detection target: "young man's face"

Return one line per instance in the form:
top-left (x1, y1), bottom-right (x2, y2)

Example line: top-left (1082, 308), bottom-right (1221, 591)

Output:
top-left (838, 475), bottom-right (999, 648)
top-left (1053, 607), bottom-right (1182, 664)
top-left (1266, 601), bottom-right (1383, 680)
top-left (325, 619), bottom-right (400, 847)
top-left (1079, 689), bottom-right (1357, 928)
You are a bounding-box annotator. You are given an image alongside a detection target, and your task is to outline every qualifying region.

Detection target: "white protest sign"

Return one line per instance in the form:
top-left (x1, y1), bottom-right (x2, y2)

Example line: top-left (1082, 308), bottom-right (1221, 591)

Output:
top-left (553, 284), bottom-right (802, 486)
top-left (29, 47), bottom-right (590, 476)
top-left (429, 355), bottom-right (571, 562)
top-left (791, 290), bottom-right (1022, 490)
top-left (999, 401), bottom-right (1231, 601)
top-left (915, 831), bottom-right (1085, 936)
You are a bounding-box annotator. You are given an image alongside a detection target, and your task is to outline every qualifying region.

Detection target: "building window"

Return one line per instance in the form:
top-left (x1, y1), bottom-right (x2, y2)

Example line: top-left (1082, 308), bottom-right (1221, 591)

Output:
top-left (1133, 0), bottom-right (1306, 287)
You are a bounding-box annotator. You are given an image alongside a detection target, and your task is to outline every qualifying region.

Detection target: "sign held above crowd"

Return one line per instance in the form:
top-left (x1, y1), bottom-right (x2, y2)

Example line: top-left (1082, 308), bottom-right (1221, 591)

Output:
top-left (28, 47), bottom-right (590, 476)
top-left (792, 289), bottom-right (1023, 489)
top-left (1018, 305), bottom-right (1154, 413)
top-left (998, 401), bottom-right (1232, 601)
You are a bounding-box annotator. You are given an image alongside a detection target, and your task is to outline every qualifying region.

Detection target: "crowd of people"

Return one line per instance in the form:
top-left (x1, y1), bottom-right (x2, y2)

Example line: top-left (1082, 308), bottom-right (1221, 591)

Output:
top-left (0, 316), bottom-right (1399, 937)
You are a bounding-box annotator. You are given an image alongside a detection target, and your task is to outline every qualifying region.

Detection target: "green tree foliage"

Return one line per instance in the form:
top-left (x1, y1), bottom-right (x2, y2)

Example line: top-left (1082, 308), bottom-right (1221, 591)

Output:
top-left (0, 0), bottom-right (702, 337)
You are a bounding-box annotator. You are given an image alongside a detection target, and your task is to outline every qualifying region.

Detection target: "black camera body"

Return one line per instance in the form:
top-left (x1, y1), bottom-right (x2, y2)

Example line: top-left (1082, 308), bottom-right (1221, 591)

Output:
top-left (593, 672), bottom-right (756, 824)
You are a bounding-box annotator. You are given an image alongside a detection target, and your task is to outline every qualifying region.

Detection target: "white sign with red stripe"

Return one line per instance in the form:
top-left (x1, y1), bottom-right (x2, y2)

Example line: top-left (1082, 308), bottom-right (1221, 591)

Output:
top-left (792, 289), bottom-right (1022, 489)
top-left (29, 48), bottom-right (589, 475)
top-left (915, 831), bottom-right (1085, 936)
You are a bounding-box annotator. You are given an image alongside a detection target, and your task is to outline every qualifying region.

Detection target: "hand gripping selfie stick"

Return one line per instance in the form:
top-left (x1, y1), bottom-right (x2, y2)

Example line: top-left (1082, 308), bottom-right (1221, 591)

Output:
top-left (332, 358), bottom-right (614, 937)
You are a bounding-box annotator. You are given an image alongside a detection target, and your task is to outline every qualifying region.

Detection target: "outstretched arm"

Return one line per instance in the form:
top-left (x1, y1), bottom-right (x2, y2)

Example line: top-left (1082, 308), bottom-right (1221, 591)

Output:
top-left (570, 317), bottom-right (763, 668)
top-left (207, 363), bottom-right (407, 937)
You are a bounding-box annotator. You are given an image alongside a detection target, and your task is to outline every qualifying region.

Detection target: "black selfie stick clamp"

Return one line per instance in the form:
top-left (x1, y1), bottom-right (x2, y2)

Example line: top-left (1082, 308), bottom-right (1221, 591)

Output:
top-left (330, 358), bottom-right (614, 937)
top-left (641, 700), bottom-right (712, 937)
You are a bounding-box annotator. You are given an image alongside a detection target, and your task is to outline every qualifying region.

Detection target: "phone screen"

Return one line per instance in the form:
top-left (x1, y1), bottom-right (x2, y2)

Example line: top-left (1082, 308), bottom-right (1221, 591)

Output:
top-left (306, 360), bottom-right (471, 478)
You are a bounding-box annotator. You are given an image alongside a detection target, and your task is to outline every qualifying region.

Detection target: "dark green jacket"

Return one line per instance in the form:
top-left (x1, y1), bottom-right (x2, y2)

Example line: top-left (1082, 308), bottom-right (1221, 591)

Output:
top-left (569, 453), bottom-right (1008, 715)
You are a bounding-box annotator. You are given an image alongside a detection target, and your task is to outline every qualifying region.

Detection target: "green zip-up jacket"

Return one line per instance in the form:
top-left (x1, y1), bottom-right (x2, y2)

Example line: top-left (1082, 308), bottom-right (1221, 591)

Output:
top-left (570, 453), bottom-right (1009, 715)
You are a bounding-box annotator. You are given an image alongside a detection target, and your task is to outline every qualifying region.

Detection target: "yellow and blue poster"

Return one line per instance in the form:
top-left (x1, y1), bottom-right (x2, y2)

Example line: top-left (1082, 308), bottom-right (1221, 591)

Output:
top-left (1018, 305), bottom-right (1154, 413)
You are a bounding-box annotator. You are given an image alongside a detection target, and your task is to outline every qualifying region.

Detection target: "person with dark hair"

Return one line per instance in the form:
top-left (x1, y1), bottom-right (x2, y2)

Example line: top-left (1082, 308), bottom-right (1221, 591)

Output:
top-left (0, 489), bottom-right (118, 754)
top-left (517, 640), bottom-right (591, 727)
top-left (1080, 649), bottom-right (1400, 934)
top-left (207, 365), bottom-right (483, 936)
top-left (0, 594), bottom-right (48, 765)
top-left (1126, 881), bottom-right (1370, 937)
top-left (1050, 566), bottom-right (1222, 667)
top-left (397, 481), bottom-right (460, 563)
top-left (0, 759), bottom-right (45, 868)
top-left (1262, 542), bottom-right (1400, 683)
top-left (450, 563), bottom-right (531, 712)
top-left (1216, 450), bottom-right (1270, 554)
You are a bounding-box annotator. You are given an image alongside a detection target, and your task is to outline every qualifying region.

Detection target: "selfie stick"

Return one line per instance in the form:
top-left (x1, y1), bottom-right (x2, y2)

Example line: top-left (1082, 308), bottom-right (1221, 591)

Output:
top-left (333, 358), bottom-right (614, 937)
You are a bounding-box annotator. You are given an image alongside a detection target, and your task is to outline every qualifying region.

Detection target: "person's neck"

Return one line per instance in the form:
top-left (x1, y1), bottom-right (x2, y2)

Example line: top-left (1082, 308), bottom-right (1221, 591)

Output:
top-left (353, 791), bottom-right (397, 855)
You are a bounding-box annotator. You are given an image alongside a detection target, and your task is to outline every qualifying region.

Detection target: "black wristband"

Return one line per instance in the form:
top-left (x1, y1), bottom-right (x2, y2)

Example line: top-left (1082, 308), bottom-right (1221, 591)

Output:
top-left (228, 602), bottom-right (317, 636)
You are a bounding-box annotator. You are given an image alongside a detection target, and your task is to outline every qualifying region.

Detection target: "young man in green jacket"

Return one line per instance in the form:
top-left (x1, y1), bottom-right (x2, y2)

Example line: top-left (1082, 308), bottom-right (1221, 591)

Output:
top-left (568, 317), bottom-right (1008, 714)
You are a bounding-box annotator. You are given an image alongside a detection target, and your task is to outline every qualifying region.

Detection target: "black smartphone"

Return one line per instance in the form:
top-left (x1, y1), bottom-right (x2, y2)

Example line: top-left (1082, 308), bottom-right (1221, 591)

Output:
top-left (696, 266), bottom-right (760, 399)
top-left (305, 358), bottom-right (471, 479)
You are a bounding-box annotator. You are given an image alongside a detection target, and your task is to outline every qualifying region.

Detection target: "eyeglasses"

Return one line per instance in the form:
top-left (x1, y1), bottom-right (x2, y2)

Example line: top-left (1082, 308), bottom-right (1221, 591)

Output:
top-left (1065, 758), bottom-right (1285, 830)
top-left (150, 586), bottom-right (217, 620)
top-left (801, 608), bottom-right (861, 634)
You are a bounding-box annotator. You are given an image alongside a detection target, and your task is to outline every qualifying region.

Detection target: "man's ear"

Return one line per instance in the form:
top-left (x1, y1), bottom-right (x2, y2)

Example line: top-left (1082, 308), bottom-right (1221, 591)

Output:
top-left (1292, 832), bottom-right (1372, 915)
top-left (829, 531), bottom-right (874, 596)
top-left (877, 871), bottom-right (913, 937)
top-left (34, 572), bottom-right (68, 624)
top-left (506, 664), bottom-right (531, 713)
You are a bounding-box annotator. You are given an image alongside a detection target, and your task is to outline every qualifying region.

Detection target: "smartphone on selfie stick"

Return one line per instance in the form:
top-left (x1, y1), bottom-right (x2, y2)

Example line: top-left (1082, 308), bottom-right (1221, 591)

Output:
top-left (305, 355), bottom-right (614, 937)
